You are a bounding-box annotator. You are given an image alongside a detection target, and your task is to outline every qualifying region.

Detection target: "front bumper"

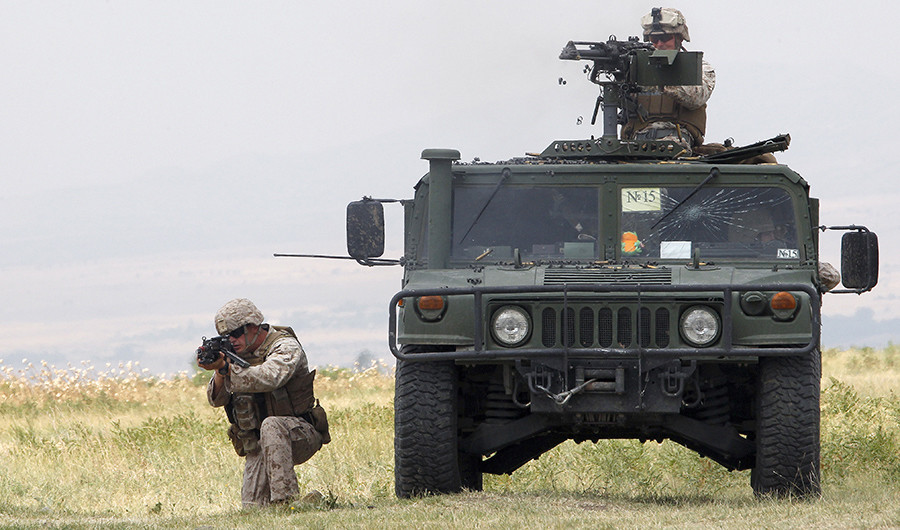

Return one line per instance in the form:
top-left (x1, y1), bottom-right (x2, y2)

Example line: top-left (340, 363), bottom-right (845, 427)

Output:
top-left (389, 283), bottom-right (820, 362)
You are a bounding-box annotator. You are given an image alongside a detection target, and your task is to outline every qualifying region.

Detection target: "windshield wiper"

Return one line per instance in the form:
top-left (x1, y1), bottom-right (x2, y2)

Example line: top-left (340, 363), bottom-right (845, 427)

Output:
top-left (650, 167), bottom-right (720, 230)
top-left (457, 167), bottom-right (511, 245)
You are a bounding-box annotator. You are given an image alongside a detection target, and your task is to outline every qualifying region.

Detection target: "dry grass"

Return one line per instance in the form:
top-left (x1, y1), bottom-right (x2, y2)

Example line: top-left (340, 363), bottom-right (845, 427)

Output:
top-left (822, 344), bottom-right (900, 397)
top-left (0, 350), bottom-right (897, 528)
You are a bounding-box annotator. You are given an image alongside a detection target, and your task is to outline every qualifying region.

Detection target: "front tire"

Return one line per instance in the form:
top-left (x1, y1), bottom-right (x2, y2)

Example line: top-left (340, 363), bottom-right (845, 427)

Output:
top-left (395, 358), bottom-right (480, 497)
top-left (751, 350), bottom-right (821, 498)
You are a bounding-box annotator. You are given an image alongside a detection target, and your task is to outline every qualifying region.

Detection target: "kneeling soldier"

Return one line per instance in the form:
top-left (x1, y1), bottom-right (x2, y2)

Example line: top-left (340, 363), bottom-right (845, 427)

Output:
top-left (198, 298), bottom-right (330, 507)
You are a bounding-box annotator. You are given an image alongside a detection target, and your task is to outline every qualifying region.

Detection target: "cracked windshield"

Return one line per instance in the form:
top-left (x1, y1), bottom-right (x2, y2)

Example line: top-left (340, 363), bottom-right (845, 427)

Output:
top-left (620, 186), bottom-right (799, 261)
top-left (451, 184), bottom-right (799, 262)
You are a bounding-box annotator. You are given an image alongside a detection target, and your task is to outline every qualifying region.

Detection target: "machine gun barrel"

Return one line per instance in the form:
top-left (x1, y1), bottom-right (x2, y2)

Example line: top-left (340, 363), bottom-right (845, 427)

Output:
top-left (560, 40), bottom-right (653, 60)
top-left (559, 39), bottom-right (655, 74)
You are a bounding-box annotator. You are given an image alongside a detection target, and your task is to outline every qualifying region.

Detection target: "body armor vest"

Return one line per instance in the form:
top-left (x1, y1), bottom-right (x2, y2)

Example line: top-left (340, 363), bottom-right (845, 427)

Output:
top-left (225, 325), bottom-right (319, 455)
top-left (240, 326), bottom-right (316, 419)
top-left (621, 91), bottom-right (707, 146)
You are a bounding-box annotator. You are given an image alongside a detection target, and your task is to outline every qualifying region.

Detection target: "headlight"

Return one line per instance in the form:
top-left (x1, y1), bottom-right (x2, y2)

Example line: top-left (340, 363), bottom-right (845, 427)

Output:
top-left (679, 306), bottom-right (720, 347)
top-left (491, 306), bottom-right (531, 347)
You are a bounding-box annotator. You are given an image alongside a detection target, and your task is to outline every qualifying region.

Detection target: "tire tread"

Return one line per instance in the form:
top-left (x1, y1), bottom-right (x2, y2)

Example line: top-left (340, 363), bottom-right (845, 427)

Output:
top-left (751, 350), bottom-right (821, 498)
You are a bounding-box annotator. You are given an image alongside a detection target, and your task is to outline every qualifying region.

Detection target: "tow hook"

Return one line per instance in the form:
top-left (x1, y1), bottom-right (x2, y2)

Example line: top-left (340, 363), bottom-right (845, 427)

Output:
top-left (527, 368), bottom-right (596, 407)
top-left (658, 360), bottom-right (697, 398)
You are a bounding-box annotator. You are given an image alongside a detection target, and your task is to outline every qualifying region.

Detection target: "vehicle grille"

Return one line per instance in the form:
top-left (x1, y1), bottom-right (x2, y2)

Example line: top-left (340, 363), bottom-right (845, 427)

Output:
top-left (543, 268), bottom-right (672, 285)
top-left (541, 305), bottom-right (671, 349)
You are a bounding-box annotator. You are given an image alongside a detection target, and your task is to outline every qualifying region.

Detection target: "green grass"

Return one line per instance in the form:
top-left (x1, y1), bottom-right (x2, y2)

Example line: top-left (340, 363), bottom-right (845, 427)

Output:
top-left (0, 351), bottom-right (898, 528)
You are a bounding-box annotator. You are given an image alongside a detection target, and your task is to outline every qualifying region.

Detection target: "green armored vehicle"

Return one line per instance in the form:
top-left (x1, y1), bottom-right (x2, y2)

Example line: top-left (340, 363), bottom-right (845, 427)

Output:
top-left (338, 38), bottom-right (879, 499)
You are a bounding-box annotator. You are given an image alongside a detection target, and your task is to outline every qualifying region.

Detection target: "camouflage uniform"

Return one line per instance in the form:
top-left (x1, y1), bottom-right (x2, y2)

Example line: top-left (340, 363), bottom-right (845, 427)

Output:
top-left (208, 310), bottom-right (323, 507)
top-left (625, 7), bottom-right (715, 155)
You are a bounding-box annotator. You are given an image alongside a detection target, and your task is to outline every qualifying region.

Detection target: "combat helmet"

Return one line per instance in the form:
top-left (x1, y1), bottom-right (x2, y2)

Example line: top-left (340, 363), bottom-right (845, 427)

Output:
top-left (215, 298), bottom-right (264, 335)
top-left (641, 7), bottom-right (690, 42)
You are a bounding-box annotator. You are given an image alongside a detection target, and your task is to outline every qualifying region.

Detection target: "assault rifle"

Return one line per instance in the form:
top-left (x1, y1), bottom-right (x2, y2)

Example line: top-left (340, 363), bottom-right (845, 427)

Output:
top-left (196, 335), bottom-right (250, 369)
top-left (697, 134), bottom-right (792, 164)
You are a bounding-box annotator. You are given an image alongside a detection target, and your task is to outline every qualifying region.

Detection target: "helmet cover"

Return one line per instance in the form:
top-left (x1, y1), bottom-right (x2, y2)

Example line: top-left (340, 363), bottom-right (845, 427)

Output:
top-left (641, 7), bottom-right (690, 42)
top-left (214, 298), bottom-right (264, 335)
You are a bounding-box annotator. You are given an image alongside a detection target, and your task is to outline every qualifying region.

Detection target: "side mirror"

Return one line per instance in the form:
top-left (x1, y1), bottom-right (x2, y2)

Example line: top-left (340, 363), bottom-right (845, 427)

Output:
top-left (840, 230), bottom-right (879, 291)
top-left (347, 200), bottom-right (385, 259)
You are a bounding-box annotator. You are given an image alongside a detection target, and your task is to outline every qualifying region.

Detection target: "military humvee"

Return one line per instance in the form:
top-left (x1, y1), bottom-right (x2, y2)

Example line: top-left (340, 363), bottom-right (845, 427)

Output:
top-left (332, 38), bottom-right (880, 499)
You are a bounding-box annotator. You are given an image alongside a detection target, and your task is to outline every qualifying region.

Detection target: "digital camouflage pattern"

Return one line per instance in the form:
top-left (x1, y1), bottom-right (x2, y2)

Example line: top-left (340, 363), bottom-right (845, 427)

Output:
top-left (242, 416), bottom-right (322, 506)
top-left (207, 327), bottom-right (320, 506)
top-left (214, 298), bottom-right (265, 336)
top-left (630, 7), bottom-right (712, 153)
top-left (641, 7), bottom-right (690, 41)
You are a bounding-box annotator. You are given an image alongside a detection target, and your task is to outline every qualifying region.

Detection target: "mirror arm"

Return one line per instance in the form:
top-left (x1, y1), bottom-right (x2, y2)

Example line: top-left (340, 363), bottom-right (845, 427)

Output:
top-left (362, 196), bottom-right (411, 205)
top-left (275, 253), bottom-right (359, 260)
top-left (826, 288), bottom-right (870, 295)
top-left (818, 224), bottom-right (871, 233)
top-left (273, 253), bottom-right (402, 266)
top-left (356, 257), bottom-right (403, 267)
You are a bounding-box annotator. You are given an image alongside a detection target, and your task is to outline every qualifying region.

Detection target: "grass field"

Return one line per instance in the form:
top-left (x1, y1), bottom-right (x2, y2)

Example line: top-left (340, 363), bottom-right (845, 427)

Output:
top-left (0, 347), bottom-right (898, 529)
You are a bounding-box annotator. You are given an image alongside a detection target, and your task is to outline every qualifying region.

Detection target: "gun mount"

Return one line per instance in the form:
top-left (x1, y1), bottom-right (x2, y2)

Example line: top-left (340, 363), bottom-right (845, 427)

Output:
top-left (550, 37), bottom-right (703, 159)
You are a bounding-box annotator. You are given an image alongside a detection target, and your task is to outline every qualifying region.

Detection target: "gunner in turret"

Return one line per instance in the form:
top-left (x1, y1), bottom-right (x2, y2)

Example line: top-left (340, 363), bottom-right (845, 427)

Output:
top-left (621, 7), bottom-right (716, 155)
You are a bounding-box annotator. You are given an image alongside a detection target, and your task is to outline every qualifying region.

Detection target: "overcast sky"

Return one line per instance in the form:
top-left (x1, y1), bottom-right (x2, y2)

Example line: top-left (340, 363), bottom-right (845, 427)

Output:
top-left (1, 1), bottom-right (897, 375)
